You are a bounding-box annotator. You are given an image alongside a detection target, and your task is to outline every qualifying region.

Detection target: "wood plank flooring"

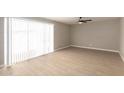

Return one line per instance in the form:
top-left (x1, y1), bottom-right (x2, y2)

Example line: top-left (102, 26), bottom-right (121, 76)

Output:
top-left (0, 47), bottom-right (124, 76)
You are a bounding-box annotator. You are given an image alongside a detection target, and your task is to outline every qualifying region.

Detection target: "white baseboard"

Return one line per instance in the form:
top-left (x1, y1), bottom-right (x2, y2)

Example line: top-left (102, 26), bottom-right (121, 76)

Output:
top-left (0, 64), bottom-right (4, 68)
top-left (54, 45), bottom-right (70, 51)
top-left (70, 45), bottom-right (119, 53)
top-left (119, 53), bottom-right (124, 62)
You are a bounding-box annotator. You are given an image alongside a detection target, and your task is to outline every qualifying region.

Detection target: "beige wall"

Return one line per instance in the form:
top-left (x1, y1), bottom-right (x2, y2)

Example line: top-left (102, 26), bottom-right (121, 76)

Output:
top-left (54, 22), bottom-right (70, 49)
top-left (0, 17), bottom-right (4, 65)
top-left (120, 18), bottom-right (124, 60)
top-left (71, 19), bottom-right (120, 51)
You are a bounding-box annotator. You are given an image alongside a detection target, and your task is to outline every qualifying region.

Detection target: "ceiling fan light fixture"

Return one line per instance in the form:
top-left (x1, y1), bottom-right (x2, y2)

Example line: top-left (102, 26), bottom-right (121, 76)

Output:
top-left (78, 21), bottom-right (83, 24)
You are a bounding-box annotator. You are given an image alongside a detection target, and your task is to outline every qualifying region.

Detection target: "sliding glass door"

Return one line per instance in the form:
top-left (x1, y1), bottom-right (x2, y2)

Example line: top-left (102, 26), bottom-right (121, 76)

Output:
top-left (7, 18), bottom-right (54, 65)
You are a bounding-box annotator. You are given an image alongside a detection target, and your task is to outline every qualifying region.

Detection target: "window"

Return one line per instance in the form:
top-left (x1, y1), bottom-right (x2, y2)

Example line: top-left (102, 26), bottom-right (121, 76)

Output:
top-left (7, 18), bottom-right (54, 65)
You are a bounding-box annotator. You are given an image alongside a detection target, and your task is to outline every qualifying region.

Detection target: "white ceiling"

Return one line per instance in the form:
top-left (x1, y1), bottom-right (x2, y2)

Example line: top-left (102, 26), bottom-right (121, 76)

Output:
top-left (45, 17), bottom-right (119, 25)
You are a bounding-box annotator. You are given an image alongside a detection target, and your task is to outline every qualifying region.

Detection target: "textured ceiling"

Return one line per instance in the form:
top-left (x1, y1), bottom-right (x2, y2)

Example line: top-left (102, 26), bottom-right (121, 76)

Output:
top-left (45, 17), bottom-right (119, 24)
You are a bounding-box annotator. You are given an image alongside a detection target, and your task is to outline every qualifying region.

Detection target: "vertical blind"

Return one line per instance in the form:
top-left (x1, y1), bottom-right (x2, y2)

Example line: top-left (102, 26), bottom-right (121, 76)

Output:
top-left (8, 18), bottom-right (54, 65)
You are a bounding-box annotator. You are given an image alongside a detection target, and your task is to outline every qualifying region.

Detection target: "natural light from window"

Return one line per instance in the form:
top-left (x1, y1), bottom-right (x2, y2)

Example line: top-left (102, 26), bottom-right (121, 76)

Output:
top-left (7, 18), bottom-right (54, 64)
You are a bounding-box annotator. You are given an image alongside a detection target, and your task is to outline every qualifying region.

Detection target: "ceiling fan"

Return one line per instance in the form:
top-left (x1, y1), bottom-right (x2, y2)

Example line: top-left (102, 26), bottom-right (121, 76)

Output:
top-left (78, 17), bottom-right (92, 24)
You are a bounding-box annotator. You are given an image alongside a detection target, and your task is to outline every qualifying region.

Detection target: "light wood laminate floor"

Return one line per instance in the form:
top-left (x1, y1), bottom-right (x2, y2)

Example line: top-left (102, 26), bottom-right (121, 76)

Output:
top-left (0, 47), bottom-right (124, 76)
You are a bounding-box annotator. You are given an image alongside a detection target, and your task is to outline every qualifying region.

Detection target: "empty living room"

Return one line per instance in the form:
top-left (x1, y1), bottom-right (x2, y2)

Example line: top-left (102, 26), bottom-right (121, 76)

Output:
top-left (0, 17), bottom-right (124, 76)
top-left (1, 1), bottom-right (124, 93)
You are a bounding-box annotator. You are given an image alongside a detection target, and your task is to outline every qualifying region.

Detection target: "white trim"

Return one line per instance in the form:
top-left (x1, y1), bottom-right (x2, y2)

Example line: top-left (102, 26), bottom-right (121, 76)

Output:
top-left (119, 53), bottom-right (124, 62)
top-left (0, 65), bottom-right (4, 68)
top-left (70, 45), bottom-right (119, 53)
top-left (54, 45), bottom-right (70, 51)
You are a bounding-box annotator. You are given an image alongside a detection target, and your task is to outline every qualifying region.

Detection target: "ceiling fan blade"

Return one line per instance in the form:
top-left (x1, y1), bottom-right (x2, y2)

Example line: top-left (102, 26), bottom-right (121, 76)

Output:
top-left (80, 21), bottom-right (87, 23)
top-left (85, 19), bottom-right (92, 21)
top-left (83, 21), bottom-right (87, 23)
top-left (80, 20), bottom-right (86, 22)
